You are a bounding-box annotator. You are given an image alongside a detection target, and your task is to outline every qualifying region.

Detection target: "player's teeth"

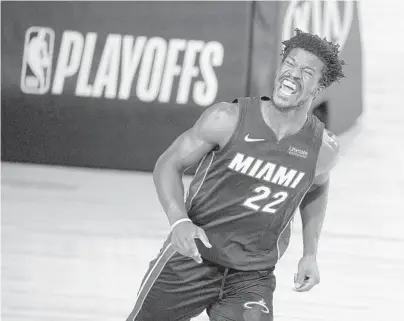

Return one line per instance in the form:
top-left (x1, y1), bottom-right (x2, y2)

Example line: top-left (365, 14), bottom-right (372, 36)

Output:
top-left (280, 86), bottom-right (293, 95)
top-left (282, 79), bottom-right (296, 90)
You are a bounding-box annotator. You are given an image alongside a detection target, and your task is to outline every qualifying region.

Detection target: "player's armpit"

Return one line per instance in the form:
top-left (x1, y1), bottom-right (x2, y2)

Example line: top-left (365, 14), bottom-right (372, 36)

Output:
top-left (155, 101), bottom-right (239, 172)
top-left (300, 178), bottom-right (329, 210)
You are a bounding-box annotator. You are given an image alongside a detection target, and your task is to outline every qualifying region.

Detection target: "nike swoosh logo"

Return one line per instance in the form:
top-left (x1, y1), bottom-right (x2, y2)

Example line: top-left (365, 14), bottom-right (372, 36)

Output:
top-left (244, 134), bottom-right (266, 142)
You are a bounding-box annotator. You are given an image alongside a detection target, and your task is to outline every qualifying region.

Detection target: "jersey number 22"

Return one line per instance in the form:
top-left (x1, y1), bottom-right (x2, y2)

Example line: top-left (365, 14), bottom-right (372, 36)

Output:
top-left (243, 186), bottom-right (288, 213)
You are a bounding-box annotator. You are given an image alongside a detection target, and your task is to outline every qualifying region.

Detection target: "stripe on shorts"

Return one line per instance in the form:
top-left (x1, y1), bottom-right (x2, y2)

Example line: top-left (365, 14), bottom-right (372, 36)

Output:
top-left (130, 242), bottom-right (176, 321)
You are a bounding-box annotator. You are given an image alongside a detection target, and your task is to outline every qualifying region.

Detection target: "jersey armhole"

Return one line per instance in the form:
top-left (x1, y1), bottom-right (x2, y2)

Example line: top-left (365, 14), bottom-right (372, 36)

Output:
top-left (213, 98), bottom-right (247, 156)
top-left (310, 117), bottom-right (326, 183)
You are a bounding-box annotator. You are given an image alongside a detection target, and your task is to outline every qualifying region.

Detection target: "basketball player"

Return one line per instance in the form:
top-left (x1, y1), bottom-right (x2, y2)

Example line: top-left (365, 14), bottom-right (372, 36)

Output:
top-left (126, 29), bottom-right (344, 321)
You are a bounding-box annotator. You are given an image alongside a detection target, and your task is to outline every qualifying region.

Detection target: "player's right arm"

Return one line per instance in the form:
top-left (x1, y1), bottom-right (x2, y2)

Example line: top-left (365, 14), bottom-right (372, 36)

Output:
top-left (153, 101), bottom-right (239, 263)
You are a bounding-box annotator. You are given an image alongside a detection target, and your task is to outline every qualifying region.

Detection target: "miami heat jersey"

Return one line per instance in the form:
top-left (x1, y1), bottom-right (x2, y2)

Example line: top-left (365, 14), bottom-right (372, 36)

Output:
top-left (185, 97), bottom-right (324, 270)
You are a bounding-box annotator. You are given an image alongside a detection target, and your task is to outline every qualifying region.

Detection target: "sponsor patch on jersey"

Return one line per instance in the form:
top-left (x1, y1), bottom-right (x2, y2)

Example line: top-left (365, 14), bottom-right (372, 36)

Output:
top-left (288, 146), bottom-right (308, 158)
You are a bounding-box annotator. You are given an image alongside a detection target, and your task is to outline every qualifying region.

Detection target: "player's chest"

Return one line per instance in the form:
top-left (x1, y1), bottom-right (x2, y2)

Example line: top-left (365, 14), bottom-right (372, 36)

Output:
top-left (225, 136), bottom-right (316, 173)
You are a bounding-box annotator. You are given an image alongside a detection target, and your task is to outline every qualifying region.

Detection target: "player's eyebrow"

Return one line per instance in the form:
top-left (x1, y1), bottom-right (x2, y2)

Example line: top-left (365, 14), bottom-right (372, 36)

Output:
top-left (302, 66), bottom-right (315, 72)
top-left (286, 56), bottom-right (317, 72)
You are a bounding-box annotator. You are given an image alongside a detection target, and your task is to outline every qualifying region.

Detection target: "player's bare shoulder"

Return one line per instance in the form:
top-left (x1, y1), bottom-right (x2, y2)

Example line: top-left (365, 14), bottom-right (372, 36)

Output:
top-left (194, 101), bottom-right (239, 148)
top-left (316, 129), bottom-right (340, 175)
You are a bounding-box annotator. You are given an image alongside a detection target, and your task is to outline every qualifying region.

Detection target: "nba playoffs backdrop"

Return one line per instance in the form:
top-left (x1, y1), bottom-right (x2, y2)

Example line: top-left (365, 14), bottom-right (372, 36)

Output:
top-left (1, 1), bottom-right (362, 172)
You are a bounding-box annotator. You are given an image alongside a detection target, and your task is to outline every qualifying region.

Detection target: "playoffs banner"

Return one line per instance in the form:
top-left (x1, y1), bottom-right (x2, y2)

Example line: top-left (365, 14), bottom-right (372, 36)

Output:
top-left (20, 29), bottom-right (225, 106)
top-left (1, 1), bottom-right (250, 171)
top-left (2, 1), bottom-right (363, 172)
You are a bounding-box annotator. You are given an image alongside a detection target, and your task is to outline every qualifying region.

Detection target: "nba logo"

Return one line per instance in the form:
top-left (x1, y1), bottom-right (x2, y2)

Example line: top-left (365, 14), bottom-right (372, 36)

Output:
top-left (20, 26), bottom-right (55, 94)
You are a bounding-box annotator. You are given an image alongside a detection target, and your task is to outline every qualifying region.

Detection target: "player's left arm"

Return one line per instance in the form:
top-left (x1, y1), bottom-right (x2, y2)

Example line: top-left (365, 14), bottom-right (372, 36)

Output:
top-left (300, 129), bottom-right (339, 257)
top-left (294, 129), bottom-right (339, 292)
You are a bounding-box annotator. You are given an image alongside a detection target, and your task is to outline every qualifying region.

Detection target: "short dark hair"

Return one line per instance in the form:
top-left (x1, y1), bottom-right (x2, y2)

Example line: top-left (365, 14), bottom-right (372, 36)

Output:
top-left (281, 28), bottom-right (346, 88)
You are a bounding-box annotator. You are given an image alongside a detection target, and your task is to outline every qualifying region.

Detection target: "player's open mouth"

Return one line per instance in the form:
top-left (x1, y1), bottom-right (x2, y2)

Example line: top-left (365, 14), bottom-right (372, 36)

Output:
top-left (279, 78), bottom-right (299, 96)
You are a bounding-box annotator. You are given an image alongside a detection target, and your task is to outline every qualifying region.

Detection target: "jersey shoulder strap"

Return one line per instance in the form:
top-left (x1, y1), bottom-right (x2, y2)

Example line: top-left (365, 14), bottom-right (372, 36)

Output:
top-left (216, 97), bottom-right (258, 154)
top-left (308, 114), bottom-right (326, 163)
top-left (230, 96), bottom-right (263, 133)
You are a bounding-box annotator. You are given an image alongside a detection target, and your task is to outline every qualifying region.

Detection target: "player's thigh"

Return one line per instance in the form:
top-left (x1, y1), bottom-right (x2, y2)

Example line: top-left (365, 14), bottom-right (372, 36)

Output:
top-left (126, 242), bottom-right (220, 321)
top-left (207, 269), bottom-right (276, 321)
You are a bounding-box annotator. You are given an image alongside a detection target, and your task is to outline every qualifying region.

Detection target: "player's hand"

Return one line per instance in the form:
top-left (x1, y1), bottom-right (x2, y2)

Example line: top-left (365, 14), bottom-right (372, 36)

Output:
top-left (293, 255), bottom-right (320, 292)
top-left (171, 221), bottom-right (212, 264)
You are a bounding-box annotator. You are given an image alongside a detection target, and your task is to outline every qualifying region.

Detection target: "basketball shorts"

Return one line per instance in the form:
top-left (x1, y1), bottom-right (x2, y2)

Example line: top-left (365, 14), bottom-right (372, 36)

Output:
top-left (125, 239), bottom-right (276, 321)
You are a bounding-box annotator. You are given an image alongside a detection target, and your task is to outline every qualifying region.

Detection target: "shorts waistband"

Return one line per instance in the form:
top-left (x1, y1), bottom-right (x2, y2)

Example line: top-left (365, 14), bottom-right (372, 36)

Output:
top-left (216, 265), bottom-right (275, 275)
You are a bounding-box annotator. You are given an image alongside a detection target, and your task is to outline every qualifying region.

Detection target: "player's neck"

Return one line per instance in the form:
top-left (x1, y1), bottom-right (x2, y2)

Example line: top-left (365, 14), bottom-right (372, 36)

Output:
top-left (262, 101), bottom-right (310, 138)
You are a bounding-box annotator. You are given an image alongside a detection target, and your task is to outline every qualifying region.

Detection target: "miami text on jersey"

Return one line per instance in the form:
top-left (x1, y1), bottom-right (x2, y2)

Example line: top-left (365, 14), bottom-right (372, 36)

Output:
top-left (228, 152), bottom-right (306, 189)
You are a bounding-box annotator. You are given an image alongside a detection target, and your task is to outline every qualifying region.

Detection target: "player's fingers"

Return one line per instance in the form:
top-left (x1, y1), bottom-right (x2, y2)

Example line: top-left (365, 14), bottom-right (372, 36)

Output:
top-left (293, 277), bottom-right (318, 292)
top-left (294, 272), bottom-right (305, 283)
top-left (172, 242), bottom-right (185, 256)
top-left (195, 228), bottom-right (212, 248)
top-left (188, 239), bottom-right (202, 264)
top-left (180, 237), bottom-right (193, 254)
top-left (177, 245), bottom-right (196, 261)
top-left (293, 272), bottom-right (306, 289)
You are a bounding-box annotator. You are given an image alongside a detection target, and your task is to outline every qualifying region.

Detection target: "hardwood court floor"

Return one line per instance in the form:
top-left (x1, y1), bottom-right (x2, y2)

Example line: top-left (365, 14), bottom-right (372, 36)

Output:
top-left (2, 1), bottom-right (404, 321)
top-left (1, 150), bottom-right (403, 321)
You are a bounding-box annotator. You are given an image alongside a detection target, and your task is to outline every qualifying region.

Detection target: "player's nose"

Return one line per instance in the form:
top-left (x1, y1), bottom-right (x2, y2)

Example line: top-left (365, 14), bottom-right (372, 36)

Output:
top-left (288, 67), bottom-right (301, 80)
